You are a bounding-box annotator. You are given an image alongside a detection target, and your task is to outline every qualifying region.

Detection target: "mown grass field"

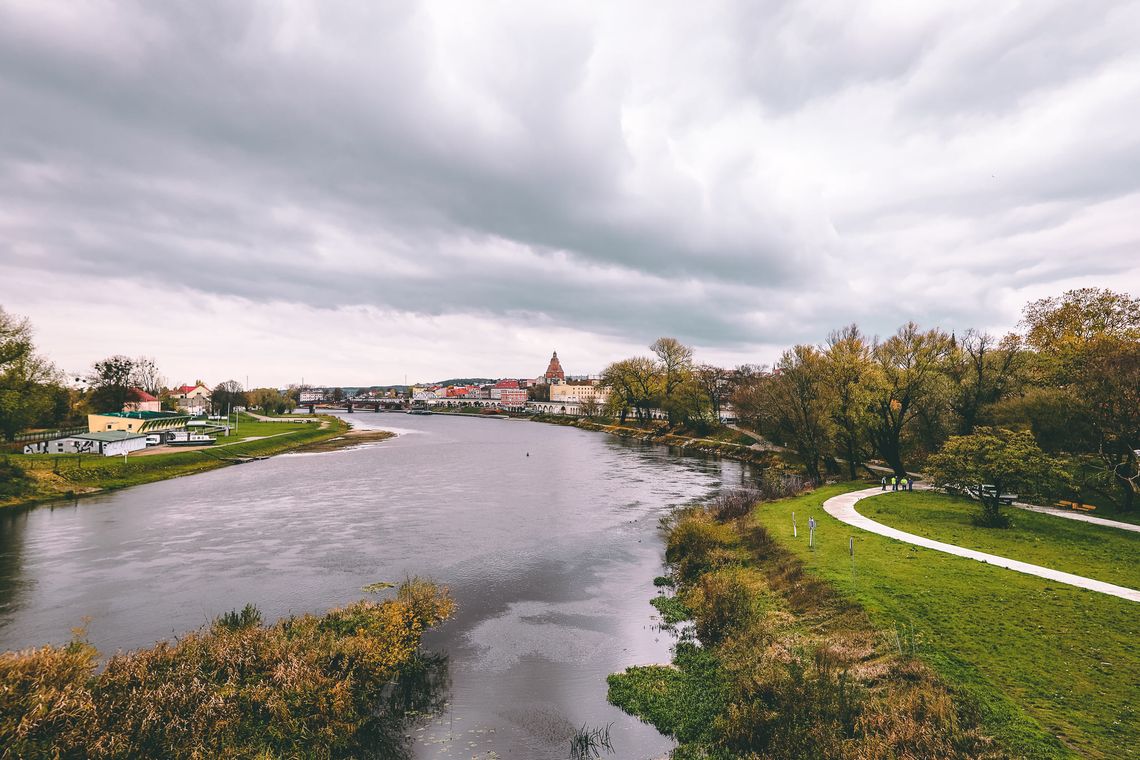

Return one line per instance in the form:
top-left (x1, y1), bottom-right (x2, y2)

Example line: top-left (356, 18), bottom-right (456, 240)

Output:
top-left (860, 490), bottom-right (1140, 590)
top-left (751, 484), bottom-right (1139, 760)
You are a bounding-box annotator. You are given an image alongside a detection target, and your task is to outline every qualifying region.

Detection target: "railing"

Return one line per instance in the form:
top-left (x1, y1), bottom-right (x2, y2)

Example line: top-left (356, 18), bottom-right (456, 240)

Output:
top-left (13, 426), bottom-right (87, 443)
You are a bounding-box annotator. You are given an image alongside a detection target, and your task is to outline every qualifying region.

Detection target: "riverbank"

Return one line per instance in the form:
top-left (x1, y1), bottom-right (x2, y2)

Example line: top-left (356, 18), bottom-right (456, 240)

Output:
top-left (0, 579), bottom-right (454, 758)
top-left (626, 483), bottom-right (1140, 758)
top-left (529, 414), bottom-right (790, 467)
top-left (0, 414), bottom-right (355, 510)
top-left (608, 484), bottom-right (1017, 759)
top-left (294, 427), bottom-right (396, 452)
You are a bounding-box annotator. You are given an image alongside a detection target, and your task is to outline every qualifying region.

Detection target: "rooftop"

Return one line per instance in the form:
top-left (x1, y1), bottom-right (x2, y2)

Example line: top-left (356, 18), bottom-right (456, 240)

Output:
top-left (95, 411), bottom-right (189, 420)
top-left (75, 431), bottom-right (148, 442)
top-left (127, 387), bottom-right (159, 402)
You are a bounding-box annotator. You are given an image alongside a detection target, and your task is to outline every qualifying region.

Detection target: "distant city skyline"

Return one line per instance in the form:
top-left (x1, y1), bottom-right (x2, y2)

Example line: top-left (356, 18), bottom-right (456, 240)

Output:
top-left (2, 2), bottom-right (1138, 386)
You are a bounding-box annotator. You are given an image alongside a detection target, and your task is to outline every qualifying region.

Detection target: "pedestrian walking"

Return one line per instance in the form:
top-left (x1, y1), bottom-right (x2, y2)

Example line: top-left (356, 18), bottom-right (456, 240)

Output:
top-left (881, 476), bottom-right (887, 491)
top-left (891, 476), bottom-right (897, 491)
top-left (908, 478), bottom-right (914, 491)
top-left (900, 476), bottom-right (909, 491)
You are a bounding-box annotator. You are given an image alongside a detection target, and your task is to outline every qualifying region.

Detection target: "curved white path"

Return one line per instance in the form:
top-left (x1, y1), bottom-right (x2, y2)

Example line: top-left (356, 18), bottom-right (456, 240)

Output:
top-left (1010, 501), bottom-right (1140, 533)
top-left (823, 487), bottom-right (1140, 603)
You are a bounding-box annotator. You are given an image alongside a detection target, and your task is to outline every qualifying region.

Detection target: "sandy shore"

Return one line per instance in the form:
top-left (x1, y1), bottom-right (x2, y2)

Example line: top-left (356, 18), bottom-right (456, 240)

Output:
top-left (297, 429), bottom-right (396, 452)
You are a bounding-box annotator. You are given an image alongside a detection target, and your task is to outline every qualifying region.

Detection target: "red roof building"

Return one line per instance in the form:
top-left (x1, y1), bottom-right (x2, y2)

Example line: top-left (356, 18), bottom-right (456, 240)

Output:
top-left (544, 351), bottom-right (565, 382)
top-left (123, 388), bottom-right (161, 413)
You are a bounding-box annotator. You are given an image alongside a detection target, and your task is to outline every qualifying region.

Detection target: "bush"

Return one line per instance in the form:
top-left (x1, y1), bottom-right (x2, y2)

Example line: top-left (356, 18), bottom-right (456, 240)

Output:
top-left (0, 456), bottom-right (31, 498)
top-left (0, 580), bottom-right (455, 759)
top-left (214, 603), bottom-right (262, 631)
top-left (666, 512), bottom-right (741, 583)
top-left (686, 567), bottom-right (766, 646)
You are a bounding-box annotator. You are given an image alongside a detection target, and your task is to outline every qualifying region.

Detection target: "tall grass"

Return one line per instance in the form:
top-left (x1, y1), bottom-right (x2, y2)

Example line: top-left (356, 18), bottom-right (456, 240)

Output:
top-left (611, 504), bottom-right (1006, 759)
top-left (0, 579), bottom-right (454, 759)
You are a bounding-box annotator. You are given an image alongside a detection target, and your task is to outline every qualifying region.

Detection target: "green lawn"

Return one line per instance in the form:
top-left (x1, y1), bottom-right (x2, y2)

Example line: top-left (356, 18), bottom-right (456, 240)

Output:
top-left (7, 416), bottom-right (348, 507)
top-left (860, 491), bottom-right (1140, 591)
top-left (752, 484), bottom-right (1140, 760)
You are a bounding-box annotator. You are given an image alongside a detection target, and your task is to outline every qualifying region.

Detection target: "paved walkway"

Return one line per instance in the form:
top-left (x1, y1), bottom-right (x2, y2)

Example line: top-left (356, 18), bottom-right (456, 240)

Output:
top-left (823, 487), bottom-right (1140, 602)
top-left (1010, 500), bottom-right (1140, 533)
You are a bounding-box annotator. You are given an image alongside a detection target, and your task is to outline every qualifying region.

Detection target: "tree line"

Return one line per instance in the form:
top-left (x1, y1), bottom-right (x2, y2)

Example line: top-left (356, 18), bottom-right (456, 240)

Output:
top-left (599, 288), bottom-right (1138, 512)
top-left (0, 307), bottom-right (302, 441)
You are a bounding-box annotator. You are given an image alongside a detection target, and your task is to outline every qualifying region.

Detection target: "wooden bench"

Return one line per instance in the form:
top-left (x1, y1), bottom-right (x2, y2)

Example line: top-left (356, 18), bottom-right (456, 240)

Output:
top-left (1056, 500), bottom-right (1096, 512)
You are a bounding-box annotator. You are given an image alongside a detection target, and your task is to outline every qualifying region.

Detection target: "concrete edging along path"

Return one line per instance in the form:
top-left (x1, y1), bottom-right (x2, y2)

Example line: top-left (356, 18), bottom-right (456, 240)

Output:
top-left (822, 487), bottom-right (1140, 603)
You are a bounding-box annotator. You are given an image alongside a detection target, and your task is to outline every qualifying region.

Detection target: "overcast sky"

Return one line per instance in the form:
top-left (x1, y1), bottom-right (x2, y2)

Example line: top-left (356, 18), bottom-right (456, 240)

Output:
top-left (2, 1), bottom-right (1138, 387)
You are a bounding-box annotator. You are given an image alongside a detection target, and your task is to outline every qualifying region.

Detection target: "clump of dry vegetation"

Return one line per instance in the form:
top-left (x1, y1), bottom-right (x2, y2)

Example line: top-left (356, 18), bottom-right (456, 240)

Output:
top-left (612, 497), bottom-right (1007, 760)
top-left (0, 579), bottom-right (454, 759)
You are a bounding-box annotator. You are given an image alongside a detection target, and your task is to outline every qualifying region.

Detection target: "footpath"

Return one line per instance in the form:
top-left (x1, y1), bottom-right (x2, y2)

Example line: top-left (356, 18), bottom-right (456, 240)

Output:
top-left (823, 486), bottom-right (1140, 603)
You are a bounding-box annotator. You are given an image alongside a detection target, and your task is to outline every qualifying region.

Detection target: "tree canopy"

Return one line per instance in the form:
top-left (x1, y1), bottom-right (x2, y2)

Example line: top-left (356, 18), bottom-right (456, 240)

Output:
top-left (926, 427), bottom-right (1065, 526)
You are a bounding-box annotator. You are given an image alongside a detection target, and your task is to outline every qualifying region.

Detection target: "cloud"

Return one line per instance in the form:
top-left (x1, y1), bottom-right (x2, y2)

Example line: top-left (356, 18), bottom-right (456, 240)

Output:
top-left (1, 0), bottom-right (1138, 383)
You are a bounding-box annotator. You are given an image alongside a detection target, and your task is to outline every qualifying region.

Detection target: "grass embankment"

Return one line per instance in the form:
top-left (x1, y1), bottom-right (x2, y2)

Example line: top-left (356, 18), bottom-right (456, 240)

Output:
top-left (861, 490), bottom-right (1140, 590)
top-left (0, 579), bottom-right (454, 758)
top-left (751, 485), bottom-right (1139, 759)
top-left (1, 415), bottom-right (352, 509)
top-left (609, 490), bottom-right (1007, 759)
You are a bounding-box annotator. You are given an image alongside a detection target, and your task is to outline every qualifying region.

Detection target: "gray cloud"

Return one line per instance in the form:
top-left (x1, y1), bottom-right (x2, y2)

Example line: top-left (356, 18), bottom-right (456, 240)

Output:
top-left (1, 0), bottom-right (1138, 382)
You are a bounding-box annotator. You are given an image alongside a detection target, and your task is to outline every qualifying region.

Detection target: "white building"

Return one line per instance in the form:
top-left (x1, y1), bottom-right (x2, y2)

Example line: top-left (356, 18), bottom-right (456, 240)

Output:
top-left (24, 431), bottom-right (149, 457)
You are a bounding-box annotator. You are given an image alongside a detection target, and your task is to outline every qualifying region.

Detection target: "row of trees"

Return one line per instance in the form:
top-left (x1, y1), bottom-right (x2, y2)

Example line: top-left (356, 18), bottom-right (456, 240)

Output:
top-left (731, 289), bottom-right (1139, 510)
top-left (595, 289), bottom-right (1137, 511)
top-left (600, 338), bottom-right (735, 427)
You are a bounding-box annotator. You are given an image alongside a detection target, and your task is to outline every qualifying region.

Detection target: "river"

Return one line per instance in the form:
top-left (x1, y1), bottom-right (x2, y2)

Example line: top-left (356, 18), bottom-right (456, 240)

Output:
top-left (0, 413), bottom-right (759, 758)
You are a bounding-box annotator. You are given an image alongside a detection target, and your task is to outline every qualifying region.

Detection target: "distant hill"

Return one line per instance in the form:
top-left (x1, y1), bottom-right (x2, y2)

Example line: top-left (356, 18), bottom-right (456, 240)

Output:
top-left (431, 378), bottom-right (497, 386)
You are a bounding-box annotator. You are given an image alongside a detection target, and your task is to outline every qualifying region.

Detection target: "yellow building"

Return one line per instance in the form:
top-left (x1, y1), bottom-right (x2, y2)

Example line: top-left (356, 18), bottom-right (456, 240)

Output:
top-left (88, 411), bottom-right (191, 434)
top-left (549, 383), bottom-right (609, 405)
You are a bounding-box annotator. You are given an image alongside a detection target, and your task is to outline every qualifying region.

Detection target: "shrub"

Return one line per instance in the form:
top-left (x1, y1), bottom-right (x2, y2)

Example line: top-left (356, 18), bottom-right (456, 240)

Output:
top-left (0, 456), bottom-right (31, 498)
top-left (686, 567), bottom-right (766, 646)
top-left (0, 580), bottom-right (455, 759)
top-left (666, 512), bottom-right (740, 583)
top-left (214, 603), bottom-right (262, 631)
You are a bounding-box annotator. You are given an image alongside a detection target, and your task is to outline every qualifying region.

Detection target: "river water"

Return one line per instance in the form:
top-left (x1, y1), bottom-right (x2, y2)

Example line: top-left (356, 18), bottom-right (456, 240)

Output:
top-left (0, 413), bottom-right (757, 758)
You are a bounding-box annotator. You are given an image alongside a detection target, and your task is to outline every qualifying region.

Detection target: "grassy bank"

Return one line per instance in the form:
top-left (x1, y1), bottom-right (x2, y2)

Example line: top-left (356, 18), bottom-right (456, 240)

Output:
top-left (1, 415), bottom-right (352, 509)
top-left (751, 485), bottom-right (1138, 759)
top-left (608, 490), bottom-right (1009, 759)
top-left (0, 579), bottom-right (454, 758)
top-left (530, 414), bottom-right (785, 466)
top-left (860, 490), bottom-right (1140, 590)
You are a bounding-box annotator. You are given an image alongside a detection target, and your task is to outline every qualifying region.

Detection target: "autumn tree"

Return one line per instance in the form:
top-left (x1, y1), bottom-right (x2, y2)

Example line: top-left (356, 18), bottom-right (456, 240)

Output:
top-left (753, 345), bottom-right (834, 482)
top-left (822, 324), bottom-right (873, 479)
top-left (1021, 288), bottom-right (1140, 382)
top-left (947, 331), bottom-right (1026, 435)
top-left (694, 364), bottom-right (731, 421)
top-left (88, 355), bottom-right (135, 413)
top-left (601, 357), bottom-right (660, 424)
top-left (927, 427), bottom-right (1065, 527)
top-left (651, 337), bottom-right (694, 424)
top-left (130, 356), bottom-right (167, 397)
top-left (210, 380), bottom-right (247, 415)
top-left (0, 307), bottom-right (66, 440)
top-left (866, 323), bottom-right (955, 475)
top-left (1078, 337), bottom-right (1140, 511)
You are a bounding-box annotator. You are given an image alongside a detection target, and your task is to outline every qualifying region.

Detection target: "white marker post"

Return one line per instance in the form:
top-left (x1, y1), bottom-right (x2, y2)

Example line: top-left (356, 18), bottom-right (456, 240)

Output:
top-left (808, 516), bottom-right (816, 549)
top-left (849, 536), bottom-right (854, 556)
top-left (792, 511), bottom-right (797, 538)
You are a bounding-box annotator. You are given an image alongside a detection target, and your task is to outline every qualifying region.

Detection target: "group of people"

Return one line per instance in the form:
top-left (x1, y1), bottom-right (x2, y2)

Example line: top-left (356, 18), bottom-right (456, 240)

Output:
top-left (881, 475), bottom-right (913, 491)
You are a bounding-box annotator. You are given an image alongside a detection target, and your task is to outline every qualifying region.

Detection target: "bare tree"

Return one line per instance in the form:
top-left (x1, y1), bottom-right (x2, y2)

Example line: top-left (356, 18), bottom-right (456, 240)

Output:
top-left (130, 356), bottom-right (167, 396)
